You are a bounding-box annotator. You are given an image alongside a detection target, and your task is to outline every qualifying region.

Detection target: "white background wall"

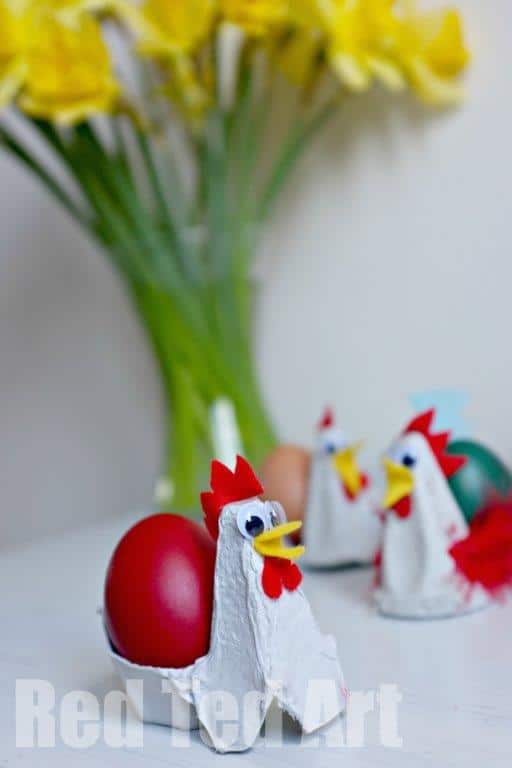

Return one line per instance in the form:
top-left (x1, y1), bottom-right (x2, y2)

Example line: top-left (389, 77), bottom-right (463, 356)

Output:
top-left (1, 0), bottom-right (510, 550)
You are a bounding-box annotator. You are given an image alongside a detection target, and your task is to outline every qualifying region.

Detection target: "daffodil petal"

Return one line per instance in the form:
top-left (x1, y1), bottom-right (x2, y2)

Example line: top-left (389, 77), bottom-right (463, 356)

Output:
top-left (408, 57), bottom-right (465, 106)
top-left (20, 87), bottom-right (119, 125)
top-left (221, 0), bottom-right (287, 37)
top-left (17, 8), bottom-right (122, 125)
top-left (57, 0), bottom-right (152, 34)
top-left (0, 57), bottom-right (26, 108)
top-left (135, 0), bottom-right (215, 56)
top-left (367, 56), bottom-right (406, 91)
top-left (331, 52), bottom-right (371, 91)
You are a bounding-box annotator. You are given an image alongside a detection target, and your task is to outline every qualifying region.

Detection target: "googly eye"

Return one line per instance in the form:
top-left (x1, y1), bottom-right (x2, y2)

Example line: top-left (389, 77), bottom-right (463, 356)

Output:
top-left (387, 444), bottom-right (418, 468)
top-left (236, 504), bottom-right (268, 540)
top-left (324, 442), bottom-right (337, 455)
top-left (401, 453), bottom-right (417, 468)
top-left (269, 501), bottom-right (285, 527)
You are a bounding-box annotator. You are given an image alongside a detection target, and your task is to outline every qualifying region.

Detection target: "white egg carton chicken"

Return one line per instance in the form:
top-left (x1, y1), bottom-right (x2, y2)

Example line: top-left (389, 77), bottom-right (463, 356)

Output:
top-left (304, 408), bottom-right (382, 567)
top-left (376, 409), bottom-right (490, 619)
top-left (112, 457), bottom-right (346, 752)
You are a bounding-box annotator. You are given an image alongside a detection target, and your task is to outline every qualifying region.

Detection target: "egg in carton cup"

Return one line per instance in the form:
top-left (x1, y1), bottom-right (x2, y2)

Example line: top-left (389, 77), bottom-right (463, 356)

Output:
top-left (106, 633), bottom-right (199, 730)
top-left (104, 457), bottom-right (346, 752)
top-left (374, 409), bottom-right (512, 619)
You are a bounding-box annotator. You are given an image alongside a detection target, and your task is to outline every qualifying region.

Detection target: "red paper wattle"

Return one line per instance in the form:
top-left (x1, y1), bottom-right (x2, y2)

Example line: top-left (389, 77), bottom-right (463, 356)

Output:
top-left (343, 472), bottom-right (370, 501)
top-left (104, 514), bottom-right (216, 668)
top-left (391, 495), bottom-right (412, 519)
top-left (261, 557), bottom-right (302, 599)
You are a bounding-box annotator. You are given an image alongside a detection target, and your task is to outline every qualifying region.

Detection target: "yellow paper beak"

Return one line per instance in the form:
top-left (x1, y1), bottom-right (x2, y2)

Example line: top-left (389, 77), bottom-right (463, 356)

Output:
top-left (382, 458), bottom-right (414, 509)
top-left (332, 442), bottom-right (364, 497)
top-left (253, 521), bottom-right (305, 561)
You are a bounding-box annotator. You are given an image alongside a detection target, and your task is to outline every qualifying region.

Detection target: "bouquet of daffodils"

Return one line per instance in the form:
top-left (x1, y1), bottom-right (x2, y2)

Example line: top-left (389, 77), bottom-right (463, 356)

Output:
top-left (0, 0), bottom-right (469, 509)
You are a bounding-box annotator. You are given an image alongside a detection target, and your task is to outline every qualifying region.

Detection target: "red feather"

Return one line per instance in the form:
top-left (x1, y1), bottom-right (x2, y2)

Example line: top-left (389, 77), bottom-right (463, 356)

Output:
top-left (438, 453), bottom-right (467, 478)
top-left (429, 431), bottom-right (450, 455)
top-left (404, 409), bottom-right (435, 436)
top-left (449, 500), bottom-right (512, 598)
top-left (318, 406), bottom-right (334, 430)
top-left (201, 456), bottom-right (264, 540)
top-left (404, 409), bottom-right (466, 479)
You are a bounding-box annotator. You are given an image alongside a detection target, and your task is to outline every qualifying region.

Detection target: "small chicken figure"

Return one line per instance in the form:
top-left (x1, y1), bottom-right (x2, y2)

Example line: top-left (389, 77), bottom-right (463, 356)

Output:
top-left (376, 409), bottom-right (492, 619)
top-left (303, 408), bottom-right (382, 567)
top-left (167, 456), bottom-right (345, 752)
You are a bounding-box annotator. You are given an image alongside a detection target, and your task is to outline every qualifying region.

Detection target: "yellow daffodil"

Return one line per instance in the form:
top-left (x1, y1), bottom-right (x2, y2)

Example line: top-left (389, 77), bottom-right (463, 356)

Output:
top-left (19, 7), bottom-right (119, 125)
top-left (284, 0), bottom-right (405, 92)
top-left (275, 0), bottom-right (334, 88)
top-left (327, 0), bottom-right (406, 92)
top-left (129, 1), bottom-right (215, 125)
top-left (0, 0), bottom-right (30, 108)
top-left (276, 28), bottom-right (323, 89)
top-left (0, 0), bottom-right (469, 124)
top-left (287, 1), bottom-right (469, 105)
top-left (162, 53), bottom-right (213, 124)
top-left (221, 0), bottom-right (288, 37)
top-left (289, 0), bottom-right (333, 28)
top-left (135, 0), bottom-right (216, 57)
top-left (396, 5), bottom-right (469, 105)
top-left (50, 0), bottom-right (157, 52)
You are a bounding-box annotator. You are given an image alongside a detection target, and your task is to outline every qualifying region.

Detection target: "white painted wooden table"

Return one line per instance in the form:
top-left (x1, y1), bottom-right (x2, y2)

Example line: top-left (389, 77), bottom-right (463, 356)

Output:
top-left (1, 515), bottom-right (511, 766)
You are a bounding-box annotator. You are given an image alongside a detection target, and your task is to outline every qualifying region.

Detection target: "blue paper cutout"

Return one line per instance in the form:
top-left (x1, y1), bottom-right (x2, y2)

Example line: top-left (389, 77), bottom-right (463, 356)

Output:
top-left (409, 390), bottom-right (471, 440)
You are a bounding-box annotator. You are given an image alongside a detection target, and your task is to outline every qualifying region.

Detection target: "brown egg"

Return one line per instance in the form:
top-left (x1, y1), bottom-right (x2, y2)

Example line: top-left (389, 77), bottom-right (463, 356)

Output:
top-left (259, 445), bottom-right (311, 543)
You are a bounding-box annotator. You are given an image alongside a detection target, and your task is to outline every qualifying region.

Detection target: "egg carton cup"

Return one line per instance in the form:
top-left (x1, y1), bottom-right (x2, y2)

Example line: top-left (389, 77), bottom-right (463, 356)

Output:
top-left (375, 583), bottom-right (490, 620)
top-left (107, 638), bottom-right (199, 730)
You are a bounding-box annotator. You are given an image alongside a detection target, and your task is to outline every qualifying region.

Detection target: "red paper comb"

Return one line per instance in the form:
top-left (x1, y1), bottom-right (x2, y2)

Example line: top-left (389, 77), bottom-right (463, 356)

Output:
top-left (201, 455), bottom-right (264, 540)
top-left (318, 406), bottom-right (334, 431)
top-left (404, 409), bottom-right (466, 478)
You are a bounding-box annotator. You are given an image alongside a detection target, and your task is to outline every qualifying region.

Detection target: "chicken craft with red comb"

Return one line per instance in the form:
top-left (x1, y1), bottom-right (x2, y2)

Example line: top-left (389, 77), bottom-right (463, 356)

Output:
top-left (376, 409), bottom-right (512, 618)
top-left (107, 456), bottom-right (345, 752)
top-left (304, 407), bottom-right (381, 566)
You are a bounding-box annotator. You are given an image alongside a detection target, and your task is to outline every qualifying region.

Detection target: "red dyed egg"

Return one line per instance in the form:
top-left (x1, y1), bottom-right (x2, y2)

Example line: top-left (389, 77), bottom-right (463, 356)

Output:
top-left (104, 514), bottom-right (216, 668)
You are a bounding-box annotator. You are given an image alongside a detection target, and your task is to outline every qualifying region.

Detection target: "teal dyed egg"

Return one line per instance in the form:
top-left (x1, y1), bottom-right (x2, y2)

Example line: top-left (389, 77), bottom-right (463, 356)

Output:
top-left (447, 440), bottom-right (512, 524)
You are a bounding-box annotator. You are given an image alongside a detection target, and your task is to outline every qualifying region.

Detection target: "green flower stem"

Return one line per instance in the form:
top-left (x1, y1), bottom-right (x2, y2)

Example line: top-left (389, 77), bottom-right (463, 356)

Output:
top-left (258, 98), bottom-right (339, 222)
top-left (0, 85), bottom-right (336, 513)
top-left (132, 279), bottom-right (276, 510)
top-left (0, 125), bottom-right (92, 232)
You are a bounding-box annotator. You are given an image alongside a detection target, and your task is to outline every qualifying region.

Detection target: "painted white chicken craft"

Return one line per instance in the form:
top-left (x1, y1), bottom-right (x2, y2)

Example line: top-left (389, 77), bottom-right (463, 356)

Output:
top-left (165, 456), bottom-right (346, 752)
top-left (376, 409), bottom-right (490, 619)
top-left (304, 408), bottom-right (381, 567)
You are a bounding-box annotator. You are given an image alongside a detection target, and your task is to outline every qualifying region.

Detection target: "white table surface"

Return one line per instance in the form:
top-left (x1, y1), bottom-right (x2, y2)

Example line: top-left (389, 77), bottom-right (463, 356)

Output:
top-left (1, 514), bottom-right (511, 767)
